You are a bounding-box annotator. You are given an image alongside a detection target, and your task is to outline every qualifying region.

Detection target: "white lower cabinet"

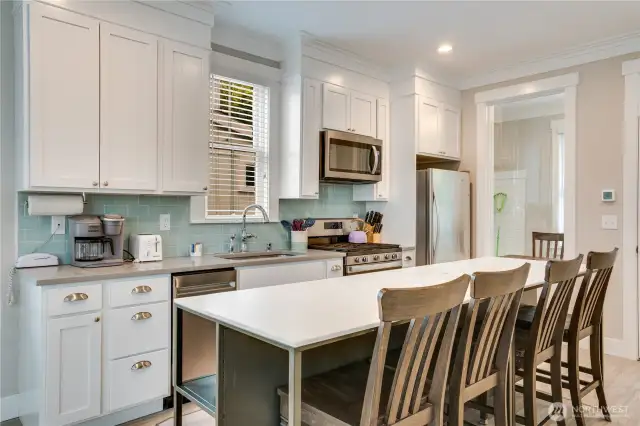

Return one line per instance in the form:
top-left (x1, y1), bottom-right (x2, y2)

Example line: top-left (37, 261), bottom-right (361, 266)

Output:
top-left (105, 349), bottom-right (170, 412)
top-left (21, 275), bottom-right (171, 426)
top-left (106, 302), bottom-right (170, 359)
top-left (237, 259), bottom-right (343, 290)
top-left (402, 250), bottom-right (416, 268)
top-left (45, 313), bottom-right (102, 426)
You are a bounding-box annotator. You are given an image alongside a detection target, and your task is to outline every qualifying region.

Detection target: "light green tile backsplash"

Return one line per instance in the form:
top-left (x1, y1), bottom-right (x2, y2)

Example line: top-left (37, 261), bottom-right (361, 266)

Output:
top-left (18, 184), bottom-right (366, 264)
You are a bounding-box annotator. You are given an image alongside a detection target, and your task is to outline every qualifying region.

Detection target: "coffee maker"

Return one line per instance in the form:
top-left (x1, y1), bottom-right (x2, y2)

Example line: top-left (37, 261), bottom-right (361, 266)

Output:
top-left (68, 215), bottom-right (125, 267)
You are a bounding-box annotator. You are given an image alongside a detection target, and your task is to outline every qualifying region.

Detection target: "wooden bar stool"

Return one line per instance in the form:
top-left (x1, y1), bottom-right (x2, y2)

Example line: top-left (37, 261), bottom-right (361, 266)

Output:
top-left (449, 263), bottom-right (530, 426)
top-left (511, 255), bottom-right (584, 426)
top-left (277, 274), bottom-right (471, 426)
top-left (532, 232), bottom-right (564, 259)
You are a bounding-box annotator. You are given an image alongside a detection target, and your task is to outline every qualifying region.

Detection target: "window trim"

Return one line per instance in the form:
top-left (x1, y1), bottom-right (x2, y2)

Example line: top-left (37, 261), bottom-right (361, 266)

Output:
top-left (190, 53), bottom-right (280, 224)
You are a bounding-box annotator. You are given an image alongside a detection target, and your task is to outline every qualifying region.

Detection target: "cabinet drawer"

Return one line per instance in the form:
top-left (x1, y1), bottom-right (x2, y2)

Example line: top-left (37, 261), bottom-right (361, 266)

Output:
top-left (46, 283), bottom-right (102, 317)
top-left (107, 276), bottom-right (170, 308)
top-left (106, 349), bottom-right (170, 412)
top-left (106, 302), bottom-right (169, 360)
top-left (325, 259), bottom-right (344, 279)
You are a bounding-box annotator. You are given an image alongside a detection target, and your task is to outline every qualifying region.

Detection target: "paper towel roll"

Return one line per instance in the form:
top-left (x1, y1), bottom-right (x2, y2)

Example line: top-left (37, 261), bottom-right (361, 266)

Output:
top-left (27, 195), bottom-right (85, 216)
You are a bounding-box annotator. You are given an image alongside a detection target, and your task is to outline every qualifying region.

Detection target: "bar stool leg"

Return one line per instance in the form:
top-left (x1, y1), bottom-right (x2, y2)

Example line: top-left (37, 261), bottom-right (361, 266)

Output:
top-left (568, 338), bottom-right (585, 426)
top-left (522, 364), bottom-right (538, 426)
top-left (550, 342), bottom-right (566, 426)
top-left (449, 388), bottom-right (465, 426)
top-left (591, 325), bottom-right (611, 421)
top-left (478, 393), bottom-right (490, 425)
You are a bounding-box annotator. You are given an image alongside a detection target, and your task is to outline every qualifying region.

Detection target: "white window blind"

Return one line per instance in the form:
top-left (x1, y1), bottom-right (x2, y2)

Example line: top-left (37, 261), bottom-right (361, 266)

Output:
top-left (207, 74), bottom-right (270, 219)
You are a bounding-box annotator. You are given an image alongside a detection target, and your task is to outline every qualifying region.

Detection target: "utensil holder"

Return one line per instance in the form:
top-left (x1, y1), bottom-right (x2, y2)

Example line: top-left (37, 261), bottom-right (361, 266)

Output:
top-left (290, 230), bottom-right (308, 252)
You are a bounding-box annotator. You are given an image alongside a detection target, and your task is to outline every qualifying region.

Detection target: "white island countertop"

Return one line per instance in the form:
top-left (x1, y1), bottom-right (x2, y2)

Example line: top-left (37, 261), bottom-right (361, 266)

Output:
top-left (176, 257), bottom-right (585, 351)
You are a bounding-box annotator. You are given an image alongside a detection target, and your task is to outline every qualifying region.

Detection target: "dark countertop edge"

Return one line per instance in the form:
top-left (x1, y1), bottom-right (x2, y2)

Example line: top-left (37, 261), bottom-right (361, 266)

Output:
top-left (24, 251), bottom-right (345, 286)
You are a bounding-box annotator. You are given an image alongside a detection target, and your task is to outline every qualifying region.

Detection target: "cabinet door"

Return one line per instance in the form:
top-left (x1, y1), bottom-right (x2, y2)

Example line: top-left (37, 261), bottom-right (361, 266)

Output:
top-left (300, 78), bottom-right (322, 198)
top-left (322, 83), bottom-right (350, 132)
top-left (237, 261), bottom-right (326, 290)
top-left (350, 91), bottom-right (376, 137)
top-left (417, 97), bottom-right (440, 156)
top-left (100, 24), bottom-right (158, 191)
top-left (45, 313), bottom-right (101, 426)
top-left (29, 3), bottom-right (99, 189)
top-left (441, 104), bottom-right (461, 159)
top-left (161, 41), bottom-right (210, 193)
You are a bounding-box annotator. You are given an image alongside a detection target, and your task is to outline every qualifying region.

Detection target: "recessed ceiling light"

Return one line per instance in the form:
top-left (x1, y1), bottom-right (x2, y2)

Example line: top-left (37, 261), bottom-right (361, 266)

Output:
top-left (438, 44), bottom-right (453, 54)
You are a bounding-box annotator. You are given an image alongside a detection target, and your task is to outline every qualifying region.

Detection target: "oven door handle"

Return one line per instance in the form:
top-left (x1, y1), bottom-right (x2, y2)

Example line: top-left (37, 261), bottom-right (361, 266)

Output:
top-left (346, 260), bottom-right (403, 275)
top-left (369, 145), bottom-right (380, 175)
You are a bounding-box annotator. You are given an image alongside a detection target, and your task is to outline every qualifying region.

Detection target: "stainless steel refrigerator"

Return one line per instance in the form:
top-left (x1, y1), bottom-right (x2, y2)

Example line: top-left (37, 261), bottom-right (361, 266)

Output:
top-left (416, 169), bottom-right (471, 266)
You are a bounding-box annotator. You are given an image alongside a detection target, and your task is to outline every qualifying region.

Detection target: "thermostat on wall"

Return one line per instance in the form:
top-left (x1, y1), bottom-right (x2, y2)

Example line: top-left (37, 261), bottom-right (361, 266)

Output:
top-left (602, 189), bottom-right (616, 202)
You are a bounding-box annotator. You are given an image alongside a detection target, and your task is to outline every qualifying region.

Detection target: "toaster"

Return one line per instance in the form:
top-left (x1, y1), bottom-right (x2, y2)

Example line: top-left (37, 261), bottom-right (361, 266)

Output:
top-left (130, 234), bottom-right (163, 262)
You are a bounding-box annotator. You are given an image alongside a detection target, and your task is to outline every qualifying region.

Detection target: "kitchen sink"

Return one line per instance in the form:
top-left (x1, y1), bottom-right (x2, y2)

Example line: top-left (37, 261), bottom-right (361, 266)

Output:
top-left (216, 251), bottom-right (299, 260)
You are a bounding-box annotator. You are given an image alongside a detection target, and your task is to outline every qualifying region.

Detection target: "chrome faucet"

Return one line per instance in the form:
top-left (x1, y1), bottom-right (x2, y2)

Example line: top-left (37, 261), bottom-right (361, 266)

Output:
top-left (240, 204), bottom-right (270, 252)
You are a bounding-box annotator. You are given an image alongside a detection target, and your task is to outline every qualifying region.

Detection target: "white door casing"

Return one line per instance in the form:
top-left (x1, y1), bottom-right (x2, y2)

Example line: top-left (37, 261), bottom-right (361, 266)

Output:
top-left (474, 73), bottom-right (578, 262)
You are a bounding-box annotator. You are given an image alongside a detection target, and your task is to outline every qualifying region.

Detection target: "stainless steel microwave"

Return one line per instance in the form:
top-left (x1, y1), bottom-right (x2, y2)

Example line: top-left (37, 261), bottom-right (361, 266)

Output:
top-left (320, 130), bottom-right (383, 183)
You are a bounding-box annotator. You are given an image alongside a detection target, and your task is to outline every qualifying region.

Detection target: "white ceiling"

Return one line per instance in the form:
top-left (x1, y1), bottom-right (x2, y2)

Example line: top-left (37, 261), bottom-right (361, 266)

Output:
top-left (213, 1), bottom-right (640, 87)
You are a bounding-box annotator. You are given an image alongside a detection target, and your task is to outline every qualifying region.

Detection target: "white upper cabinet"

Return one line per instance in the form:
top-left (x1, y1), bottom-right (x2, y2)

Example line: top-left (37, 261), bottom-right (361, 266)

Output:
top-left (100, 24), bottom-right (158, 191)
top-left (28, 3), bottom-right (100, 189)
top-left (440, 104), bottom-right (461, 158)
top-left (322, 83), bottom-right (377, 137)
top-left (300, 78), bottom-right (322, 198)
top-left (417, 97), bottom-right (440, 156)
top-left (417, 96), bottom-right (461, 160)
top-left (349, 91), bottom-right (376, 137)
top-left (322, 83), bottom-right (350, 132)
top-left (353, 97), bottom-right (390, 202)
top-left (161, 41), bottom-right (210, 193)
top-left (45, 313), bottom-right (102, 426)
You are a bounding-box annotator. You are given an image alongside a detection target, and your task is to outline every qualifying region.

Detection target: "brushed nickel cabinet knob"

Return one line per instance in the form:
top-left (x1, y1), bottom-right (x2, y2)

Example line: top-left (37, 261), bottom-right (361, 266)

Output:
top-left (94, 317), bottom-right (100, 323)
top-left (203, 186), bottom-right (208, 191)
top-left (92, 181), bottom-right (98, 187)
top-left (103, 181), bottom-right (109, 187)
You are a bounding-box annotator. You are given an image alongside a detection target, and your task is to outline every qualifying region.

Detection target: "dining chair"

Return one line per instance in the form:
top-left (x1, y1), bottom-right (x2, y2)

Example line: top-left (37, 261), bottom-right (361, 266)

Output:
top-left (448, 263), bottom-right (530, 426)
top-left (511, 255), bottom-right (584, 426)
top-left (277, 274), bottom-right (471, 426)
top-left (532, 232), bottom-right (564, 259)
top-left (535, 248), bottom-right (617, 426)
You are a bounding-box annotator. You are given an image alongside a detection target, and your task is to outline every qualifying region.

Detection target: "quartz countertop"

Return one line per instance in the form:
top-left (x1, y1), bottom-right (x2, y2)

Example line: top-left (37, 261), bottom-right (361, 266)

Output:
top-left (18, 250), bottom-right (345, 286)
top-left (175, 257), bottom-right (587, 350)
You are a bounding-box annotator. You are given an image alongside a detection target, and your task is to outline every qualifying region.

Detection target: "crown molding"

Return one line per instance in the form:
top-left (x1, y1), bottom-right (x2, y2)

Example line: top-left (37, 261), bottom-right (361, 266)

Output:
top-left (460, 31), bottom-right (640, 90)
top-left (300, 31), bottom-right (390, 82)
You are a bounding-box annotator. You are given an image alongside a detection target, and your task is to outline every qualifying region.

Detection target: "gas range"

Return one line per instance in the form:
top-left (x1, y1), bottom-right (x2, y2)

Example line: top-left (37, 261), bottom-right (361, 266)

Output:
top-left (307, 219), bottom-right (402, 275)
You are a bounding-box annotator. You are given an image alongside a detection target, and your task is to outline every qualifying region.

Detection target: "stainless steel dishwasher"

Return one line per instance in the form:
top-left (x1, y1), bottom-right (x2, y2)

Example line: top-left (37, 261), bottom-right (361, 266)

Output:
top-left (172, 269), bottom-right (236, 386)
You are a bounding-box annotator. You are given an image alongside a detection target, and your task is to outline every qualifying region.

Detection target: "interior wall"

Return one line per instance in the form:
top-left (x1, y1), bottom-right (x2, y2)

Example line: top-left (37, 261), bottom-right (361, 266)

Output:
top-left (1, 0), bottom-right (18, 404)
top-left (461, 53), bottom-right (640, 341)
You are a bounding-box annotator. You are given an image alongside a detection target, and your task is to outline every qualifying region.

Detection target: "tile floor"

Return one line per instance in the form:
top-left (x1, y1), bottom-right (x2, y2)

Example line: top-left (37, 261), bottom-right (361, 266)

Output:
top-left (3, 349), bottom-right (638, 426)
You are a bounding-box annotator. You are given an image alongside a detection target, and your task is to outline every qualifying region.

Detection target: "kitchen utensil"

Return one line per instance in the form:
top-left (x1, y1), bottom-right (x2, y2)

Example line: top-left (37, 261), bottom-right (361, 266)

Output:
top-left (281, 220), bottom-right (293, 231)
top-left (293, 219), bottom-right (304, 231)
top-left (303, 218), bottom-right (316, 230)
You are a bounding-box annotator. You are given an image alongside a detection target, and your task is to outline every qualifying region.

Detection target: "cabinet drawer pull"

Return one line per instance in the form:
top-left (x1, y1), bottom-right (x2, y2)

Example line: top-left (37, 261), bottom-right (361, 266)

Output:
top-left (331, 265), bottom-right (342, 271)
top-left (131, 285), bottom-right (152, 294)
top-left (64, 293), bottom-right (89, 302)
top-left (131, 312), bottom-right (153, 321)
top-left (131, 360), bottom-right (152, 371)
top-left (405, 256), bottom-right (413, 261)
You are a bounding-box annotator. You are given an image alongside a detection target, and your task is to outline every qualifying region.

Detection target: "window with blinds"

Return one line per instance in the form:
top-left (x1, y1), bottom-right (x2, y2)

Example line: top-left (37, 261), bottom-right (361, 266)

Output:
top-left (207, 74), bottom-right (270, 219)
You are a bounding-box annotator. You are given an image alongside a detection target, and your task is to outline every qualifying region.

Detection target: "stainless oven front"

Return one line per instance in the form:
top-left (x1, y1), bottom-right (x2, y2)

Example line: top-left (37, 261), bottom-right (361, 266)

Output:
top-left (320, 130), bottom-right (383, 183)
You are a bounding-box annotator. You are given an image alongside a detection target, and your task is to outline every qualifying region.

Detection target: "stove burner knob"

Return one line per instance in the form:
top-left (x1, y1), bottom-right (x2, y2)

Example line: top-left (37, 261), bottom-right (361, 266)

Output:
top-left (384, 254), bottom-right (390, 260)
top-left (391, 253), bottom-right (398, 260)
top-left (373, 255), bottom-right (380, 261)
top-left (361, 256), bottom-right (368, 263)
top-left (354, 257), bottom-right (360, 263)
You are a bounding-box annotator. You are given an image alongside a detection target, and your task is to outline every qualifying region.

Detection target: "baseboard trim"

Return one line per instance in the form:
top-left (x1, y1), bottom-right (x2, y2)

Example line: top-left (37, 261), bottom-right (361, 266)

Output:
top-left (1, 394), bottom-right (20, 422)
top-left (579, 336), bottom-right (634, 359)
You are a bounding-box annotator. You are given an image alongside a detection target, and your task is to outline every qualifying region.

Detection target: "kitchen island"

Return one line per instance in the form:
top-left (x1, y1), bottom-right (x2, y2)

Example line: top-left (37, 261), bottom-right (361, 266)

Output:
top-left (174, 256), bottom-right (585, 426)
